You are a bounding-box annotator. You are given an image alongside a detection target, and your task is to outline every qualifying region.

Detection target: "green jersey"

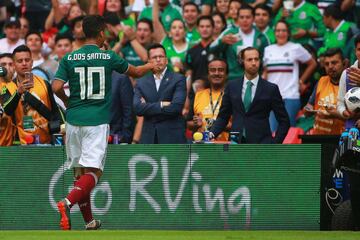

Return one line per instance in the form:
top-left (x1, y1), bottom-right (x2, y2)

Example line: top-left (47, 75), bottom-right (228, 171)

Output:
top-left (172, 0), bottom-right (214, 6)
top-left (55, 44), bottom-right (129, 126)
top-left (318, 20), bottom-right (354, 56)
top-left (121, 43), bottom-right (144, 66)
top-left (139, 4), bottom-right (182, 32)
top-left (274, 1), bottom-right (325, 45)
top-left (162, 36), bottom-right (191, 72)
top-left (263, 26), bottom-right (276, 44)
top-left (210, 27), bottom-right (269, 80)
top-left (186, 28), bottom-right (201, 45)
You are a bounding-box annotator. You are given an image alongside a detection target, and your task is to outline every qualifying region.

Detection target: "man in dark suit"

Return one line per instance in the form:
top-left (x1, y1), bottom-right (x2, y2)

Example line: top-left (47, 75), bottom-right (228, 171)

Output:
top-left (133, 43), bottom-right (187, 143)
top-left (210, 47), bottom-right (290, 144)
top-left (110, 72), bottom-right (135, 143)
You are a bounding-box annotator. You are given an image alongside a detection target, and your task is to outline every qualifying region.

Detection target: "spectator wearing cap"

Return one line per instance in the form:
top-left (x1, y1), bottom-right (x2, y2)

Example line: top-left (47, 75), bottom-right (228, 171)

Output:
top-left (0, 18), bottom-right (25, 54)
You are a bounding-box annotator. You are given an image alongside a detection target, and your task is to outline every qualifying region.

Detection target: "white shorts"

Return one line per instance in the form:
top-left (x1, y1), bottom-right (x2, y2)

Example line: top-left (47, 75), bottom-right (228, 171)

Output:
top-left (65, 123), bottom-right (109, 171)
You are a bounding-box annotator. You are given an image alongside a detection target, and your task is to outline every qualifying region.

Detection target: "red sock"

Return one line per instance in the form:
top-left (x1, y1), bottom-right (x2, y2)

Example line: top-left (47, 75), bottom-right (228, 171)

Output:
top-left (78, 195), bottom-right (93, 223)
top-left (66, 173), bottom-right (96, 206)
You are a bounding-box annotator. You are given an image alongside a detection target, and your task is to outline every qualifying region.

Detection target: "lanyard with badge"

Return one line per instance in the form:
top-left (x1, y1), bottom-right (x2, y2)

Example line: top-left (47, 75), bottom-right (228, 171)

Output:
top-left (206, 89), bottom-right (224, 130)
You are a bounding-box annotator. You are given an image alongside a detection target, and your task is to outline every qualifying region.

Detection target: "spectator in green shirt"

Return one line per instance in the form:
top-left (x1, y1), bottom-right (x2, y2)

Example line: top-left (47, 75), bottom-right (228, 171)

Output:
top-left (139, 0), bottom-right (182, 32)
top-left (274, 0), bottom-right (326, 46)
top-left (210, 4), bottom-right (269, 80)
top-left (182, 2), bottom-right (201, 45)
top-left (152, 0), bottom-right (191, 74)
top-left (254, 4), bottom-right (275, 44)
top-left (103, 0), bottom-right (135, 28)
top-left (318, 4), bottom-right (356, 56)
top-left (120, 19), bottom-right (154, 67)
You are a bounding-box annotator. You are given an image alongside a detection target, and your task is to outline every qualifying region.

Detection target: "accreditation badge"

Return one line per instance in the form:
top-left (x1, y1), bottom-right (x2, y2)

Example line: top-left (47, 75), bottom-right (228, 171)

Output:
top-left (23, 115), bottom-right (34, 131)
top-left (299, 12), bottom-right (306, 20)
top-left (338, 32), bottom-right (344, 41)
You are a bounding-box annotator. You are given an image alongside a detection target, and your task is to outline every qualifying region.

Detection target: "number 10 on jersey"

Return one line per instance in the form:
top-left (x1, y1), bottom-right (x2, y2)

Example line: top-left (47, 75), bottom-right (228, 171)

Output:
top-left (75, 66), bottom-right (105, 100)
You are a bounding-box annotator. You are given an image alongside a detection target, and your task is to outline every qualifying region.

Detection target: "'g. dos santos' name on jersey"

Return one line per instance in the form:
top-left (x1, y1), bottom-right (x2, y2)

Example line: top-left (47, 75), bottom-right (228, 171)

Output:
top-left (67, 52), bottom-right (111, 61)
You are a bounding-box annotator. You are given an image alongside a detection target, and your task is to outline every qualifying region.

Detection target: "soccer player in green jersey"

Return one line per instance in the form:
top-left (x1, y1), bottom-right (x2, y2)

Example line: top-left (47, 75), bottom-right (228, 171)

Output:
top-left (52, 15), bottom-right (154, 231)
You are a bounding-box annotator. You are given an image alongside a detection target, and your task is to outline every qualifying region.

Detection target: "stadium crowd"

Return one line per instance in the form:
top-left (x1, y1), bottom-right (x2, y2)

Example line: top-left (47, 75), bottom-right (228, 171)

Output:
top-left (1, 0), bottom-right (360, 145)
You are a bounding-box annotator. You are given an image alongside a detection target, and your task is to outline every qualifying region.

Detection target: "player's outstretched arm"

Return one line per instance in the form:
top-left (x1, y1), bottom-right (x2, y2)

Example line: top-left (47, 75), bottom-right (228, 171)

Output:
top-left (52, 79), bottom-right (68, 108)
top-left (126, 63), bottom-right (155, 78)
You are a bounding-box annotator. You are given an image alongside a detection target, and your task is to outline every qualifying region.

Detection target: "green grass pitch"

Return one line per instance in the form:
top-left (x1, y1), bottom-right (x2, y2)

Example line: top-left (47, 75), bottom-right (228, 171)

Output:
top-left (1, 231), bottom-right (360, 240)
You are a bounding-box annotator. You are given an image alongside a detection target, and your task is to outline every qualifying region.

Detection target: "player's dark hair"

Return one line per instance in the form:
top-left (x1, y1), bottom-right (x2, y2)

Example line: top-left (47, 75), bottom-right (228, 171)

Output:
top-left (230, 0), bottom-right (242, 5)
top-left (137, 18), bottom-right (154, 33)
top-left (355, 34), bottom-right (360, 48)
top-left (55, 33), bottom-right (74, 44)
top-left (183, 1), bottom-right (200, 13)
top-left (208, 57), bottom-right (228, 74)
top-left (254, 3), bottom-right (272, 17)
top-left (71, 15), bottom-right (85, 30)
top-left (275, 19), bottom-right (291, 41)
top-left (103, 12), bottom-right (120, 26)
top-left (197, 15), bottom-right (214, 27)
top-left (12, 44), bottom-right (31, 57)
top-left (170, 18), bottom-right (186, 29)
top-left (323, 4), bottom-right (344, 20)
top-left (323, 48), bottom-right (344, 60)
top-left (82, 15), bottom-right (106, 39)
top-left (0, 53), bottom-right (13, 60)
top-left (212, 12), bottom-right (227, 33)
top-left (147, 43), bottom-right (166, 58)
top-left (239, 4), bottom-right (254, 17)
top-left (240, 47), bottom-right (260, 61)
top-left (25, 30), bottom-right (43, 44)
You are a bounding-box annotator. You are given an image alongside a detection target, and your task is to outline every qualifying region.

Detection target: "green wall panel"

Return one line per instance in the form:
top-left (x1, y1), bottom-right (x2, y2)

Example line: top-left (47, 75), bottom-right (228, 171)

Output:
top-left (0, 144), bottom-right (320, 230)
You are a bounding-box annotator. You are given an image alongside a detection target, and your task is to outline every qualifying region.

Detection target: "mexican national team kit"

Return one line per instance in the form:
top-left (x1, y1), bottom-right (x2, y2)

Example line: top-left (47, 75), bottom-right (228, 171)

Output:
top-left (274, 1), bottom-right (325, 45)
top-left (55, 44), bottom-right (129, 126)
top-left (263, 42), bottom-right (311, 99)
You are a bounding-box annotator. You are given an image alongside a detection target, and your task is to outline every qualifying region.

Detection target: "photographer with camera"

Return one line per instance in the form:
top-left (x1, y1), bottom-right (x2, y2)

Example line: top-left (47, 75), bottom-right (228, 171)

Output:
top-left (4, 45), bottom-right (62, 144)
top-left (0, 61), bottom-right (18, 146)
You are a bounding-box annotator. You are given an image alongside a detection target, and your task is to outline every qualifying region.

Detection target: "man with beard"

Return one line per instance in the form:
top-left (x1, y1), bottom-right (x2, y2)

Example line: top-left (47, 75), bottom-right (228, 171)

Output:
top-left (304, 48), bottom-right (346, 135)
top-left (210, 47), bottom-right (289, 143)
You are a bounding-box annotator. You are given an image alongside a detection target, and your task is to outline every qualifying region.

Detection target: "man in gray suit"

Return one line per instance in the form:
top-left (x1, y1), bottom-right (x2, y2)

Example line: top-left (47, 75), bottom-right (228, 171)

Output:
top-left (133, 43), bottom-right (187, 143)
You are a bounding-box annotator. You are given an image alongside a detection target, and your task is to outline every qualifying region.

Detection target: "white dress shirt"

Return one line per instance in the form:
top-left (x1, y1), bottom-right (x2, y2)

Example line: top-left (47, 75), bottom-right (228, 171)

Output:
top-left (153, 67), bottom-right (167, 91)
top-left (242, 75), bottom-right (259, 102)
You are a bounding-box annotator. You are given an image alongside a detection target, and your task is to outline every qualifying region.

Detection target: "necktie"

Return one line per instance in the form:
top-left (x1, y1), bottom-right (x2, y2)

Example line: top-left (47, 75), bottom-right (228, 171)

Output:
top-left (244, 81), bottom-right (253, 112)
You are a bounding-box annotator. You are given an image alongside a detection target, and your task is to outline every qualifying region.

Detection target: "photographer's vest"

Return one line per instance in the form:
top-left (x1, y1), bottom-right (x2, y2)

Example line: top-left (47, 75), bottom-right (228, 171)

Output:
top-left (17, 75), bottom-right (52, 144)
top-left (313, 76), bottom-right (344, 134)
top-left (0, 81), bottom-right (17, 146)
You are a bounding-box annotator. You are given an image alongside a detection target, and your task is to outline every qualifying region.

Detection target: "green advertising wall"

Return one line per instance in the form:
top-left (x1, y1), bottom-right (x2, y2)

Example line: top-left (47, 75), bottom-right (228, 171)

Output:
top-left (0, 144), bottom-right (320, 230)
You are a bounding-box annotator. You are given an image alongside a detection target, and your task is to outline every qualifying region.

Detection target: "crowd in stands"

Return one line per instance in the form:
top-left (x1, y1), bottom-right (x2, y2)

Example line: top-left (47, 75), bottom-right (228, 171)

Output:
top-left (1, 0), bottom-right (360, 146)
